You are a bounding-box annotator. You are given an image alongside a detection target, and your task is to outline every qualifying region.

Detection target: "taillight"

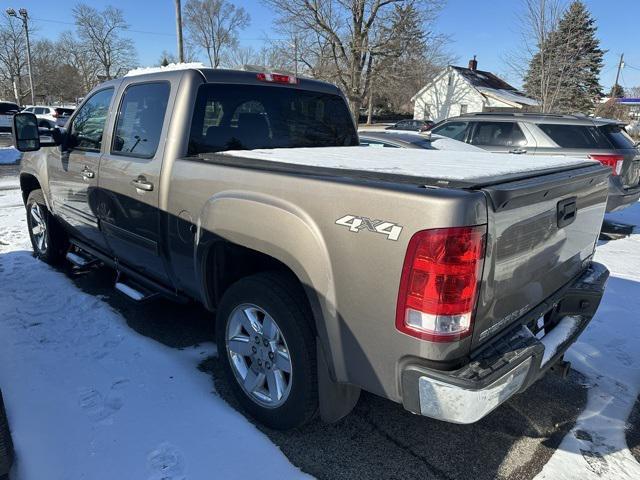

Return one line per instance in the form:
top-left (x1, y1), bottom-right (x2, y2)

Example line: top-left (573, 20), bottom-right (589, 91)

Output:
top-left (256, 72), bottom-right (298, 85)
top-left (395, 225), bottom-right (486, 342)
top-left (52, 111), bottom-right (59, 118)
top-left (590, 154), bottom-right (624, 176)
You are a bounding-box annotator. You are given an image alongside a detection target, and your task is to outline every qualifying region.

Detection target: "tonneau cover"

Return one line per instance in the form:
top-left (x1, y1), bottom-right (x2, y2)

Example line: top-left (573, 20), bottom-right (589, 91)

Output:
top-left (218, 147), bottom-right (597, 188)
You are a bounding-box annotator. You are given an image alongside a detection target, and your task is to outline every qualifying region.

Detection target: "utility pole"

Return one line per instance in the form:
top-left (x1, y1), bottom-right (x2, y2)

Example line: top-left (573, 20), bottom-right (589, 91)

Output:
top-left (175, 0), bottom-right (185, 63)
top-left (613, 52), bottom-right (624, 97)
top-left (293, 35), bottom-right (298, 77)
top-left (7, 8), bottom-right (35, 105)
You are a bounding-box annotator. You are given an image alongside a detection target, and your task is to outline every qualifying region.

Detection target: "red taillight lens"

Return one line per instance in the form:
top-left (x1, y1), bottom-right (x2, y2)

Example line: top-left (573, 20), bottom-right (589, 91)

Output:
top-left (590, 154), bottom-right (624, 176)
top-left (256, 72), bottom-right (298, 85)
top-left (52, 111), bottom-right (59, 118)
top-left (395, 225), bottom-right (486, 342)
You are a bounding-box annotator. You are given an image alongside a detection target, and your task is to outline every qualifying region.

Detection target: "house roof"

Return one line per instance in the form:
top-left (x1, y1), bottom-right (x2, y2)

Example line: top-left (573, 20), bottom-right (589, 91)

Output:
top-left (412, 65), bottom-right (538, 107)
top-left (450, 66), bottom-right (517, 91)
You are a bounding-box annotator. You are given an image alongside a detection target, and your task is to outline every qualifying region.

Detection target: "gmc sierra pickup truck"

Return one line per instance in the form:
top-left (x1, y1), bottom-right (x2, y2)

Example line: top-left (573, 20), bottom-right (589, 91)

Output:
top-left (13, 68), bottom-right (610, 430)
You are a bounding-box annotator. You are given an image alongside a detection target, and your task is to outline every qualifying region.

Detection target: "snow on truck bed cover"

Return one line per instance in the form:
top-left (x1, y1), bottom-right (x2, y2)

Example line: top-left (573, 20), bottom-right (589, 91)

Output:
top-left (221, 147), bottom-right (597, 184)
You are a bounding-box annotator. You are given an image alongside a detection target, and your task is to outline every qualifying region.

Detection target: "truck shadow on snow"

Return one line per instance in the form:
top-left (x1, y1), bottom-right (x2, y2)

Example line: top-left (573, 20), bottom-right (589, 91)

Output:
top-left (61, 262), bottom-right (594, 480)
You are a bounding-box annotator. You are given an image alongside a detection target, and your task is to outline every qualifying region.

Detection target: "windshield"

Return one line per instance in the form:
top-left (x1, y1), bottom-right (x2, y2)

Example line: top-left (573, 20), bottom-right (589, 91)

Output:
top-left (188, 84), bottom-right (357, 155)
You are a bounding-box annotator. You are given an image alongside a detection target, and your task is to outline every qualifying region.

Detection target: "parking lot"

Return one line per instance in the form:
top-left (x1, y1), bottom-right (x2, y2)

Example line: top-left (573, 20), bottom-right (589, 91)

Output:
top-left (1, 156), bottom-right (639, 479)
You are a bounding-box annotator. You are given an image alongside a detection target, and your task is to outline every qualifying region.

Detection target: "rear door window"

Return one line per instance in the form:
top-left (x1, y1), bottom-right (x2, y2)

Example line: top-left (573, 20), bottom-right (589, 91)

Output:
top-left (470, 122), bottom-right (527, 147)
top-left (538, 124), bottom-right (611, 149)
top-left (189, 84), bottom-right (357, 154)
top-left (112, 82), bottom-right (171, 158)
top-left (431, 121), bottom-right (470, 141)
top-left (598, 124), bottom-right (636, 149)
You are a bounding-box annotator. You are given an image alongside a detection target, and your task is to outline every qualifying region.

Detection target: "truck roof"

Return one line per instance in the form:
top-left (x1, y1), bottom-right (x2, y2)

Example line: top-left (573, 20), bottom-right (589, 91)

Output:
top-left (216, 147), bottom-right (598, 188)
top-left (122, 65), bottom-right (342, 95)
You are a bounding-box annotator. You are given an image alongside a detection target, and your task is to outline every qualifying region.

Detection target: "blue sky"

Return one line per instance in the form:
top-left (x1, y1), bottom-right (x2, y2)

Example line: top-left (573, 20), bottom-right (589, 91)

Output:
top-left (17, 0), bottom-right (640, 92)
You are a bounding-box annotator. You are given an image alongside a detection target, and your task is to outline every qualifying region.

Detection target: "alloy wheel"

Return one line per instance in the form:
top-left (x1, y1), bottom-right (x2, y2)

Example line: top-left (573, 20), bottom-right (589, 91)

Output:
top-left (225, 304), bottom-right (293, 408)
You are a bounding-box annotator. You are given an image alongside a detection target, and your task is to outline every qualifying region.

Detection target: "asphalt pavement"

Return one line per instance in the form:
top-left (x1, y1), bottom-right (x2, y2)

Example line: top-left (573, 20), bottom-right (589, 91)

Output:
top-left (0, 165), bottom-right (610, 480)
top-left (62, 257), bottom-right (590, 480)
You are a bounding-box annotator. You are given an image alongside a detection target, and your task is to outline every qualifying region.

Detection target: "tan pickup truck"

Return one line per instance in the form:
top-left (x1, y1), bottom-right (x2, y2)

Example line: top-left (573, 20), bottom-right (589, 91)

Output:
top-left (13, 67), bottom-right (609, 430)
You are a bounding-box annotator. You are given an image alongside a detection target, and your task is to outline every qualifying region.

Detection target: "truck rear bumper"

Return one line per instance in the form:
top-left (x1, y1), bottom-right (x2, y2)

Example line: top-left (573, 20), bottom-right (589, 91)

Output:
top-left (400, 261), bottom-right (609, 424)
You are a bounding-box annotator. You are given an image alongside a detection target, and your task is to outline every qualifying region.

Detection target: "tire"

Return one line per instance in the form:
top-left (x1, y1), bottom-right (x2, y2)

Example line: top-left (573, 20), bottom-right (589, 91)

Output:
top-left (216, 271), bottom-right (318, 430)
top-left (26, 189), bottom-right (68, 265)
top-left (0, 390), bottom-right (13, 477)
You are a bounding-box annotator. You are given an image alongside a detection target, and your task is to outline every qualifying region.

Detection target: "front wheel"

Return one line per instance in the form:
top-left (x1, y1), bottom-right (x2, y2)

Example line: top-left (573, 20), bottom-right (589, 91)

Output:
top-left (216, 272), bottom-right (318, 430)
top-left (26, 189), bottom-right (68, 265)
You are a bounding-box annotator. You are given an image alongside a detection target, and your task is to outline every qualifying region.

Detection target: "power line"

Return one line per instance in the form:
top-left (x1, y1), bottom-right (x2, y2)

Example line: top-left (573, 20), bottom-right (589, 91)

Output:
top-left (31, 15), bottom-right (288, 42)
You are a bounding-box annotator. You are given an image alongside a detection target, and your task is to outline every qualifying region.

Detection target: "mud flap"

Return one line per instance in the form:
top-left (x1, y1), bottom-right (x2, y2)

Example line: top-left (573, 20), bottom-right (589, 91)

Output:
top-left (317, 342), bottom-right (360, 423)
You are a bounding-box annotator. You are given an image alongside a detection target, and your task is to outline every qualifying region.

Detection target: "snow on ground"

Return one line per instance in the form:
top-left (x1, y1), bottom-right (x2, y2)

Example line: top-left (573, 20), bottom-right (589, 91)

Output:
top-left (0, 147), bottom-right (20, 165)
top-left (0, 184), bottom-right (306, 479)
top-left (1, 168), bottom-right (639, 479)
top-left (536, 202), bottom-right (640, 480)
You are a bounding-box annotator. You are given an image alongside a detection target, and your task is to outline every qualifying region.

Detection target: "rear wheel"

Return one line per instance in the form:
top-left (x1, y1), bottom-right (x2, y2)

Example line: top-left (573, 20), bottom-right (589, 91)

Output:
top-left (216, 272), bottom-right (318, 430)
top-left (26, 189), bottom-right (68, 265)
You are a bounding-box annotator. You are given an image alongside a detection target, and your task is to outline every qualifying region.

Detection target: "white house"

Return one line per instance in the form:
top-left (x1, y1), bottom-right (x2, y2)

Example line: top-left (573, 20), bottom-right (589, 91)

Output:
top-left (411, 57), bottom-right (539, 122)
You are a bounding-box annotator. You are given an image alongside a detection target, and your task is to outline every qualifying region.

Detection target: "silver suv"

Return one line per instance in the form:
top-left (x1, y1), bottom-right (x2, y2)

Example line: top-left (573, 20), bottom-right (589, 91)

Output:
top-left (432, 112), bottom-right (640, 212)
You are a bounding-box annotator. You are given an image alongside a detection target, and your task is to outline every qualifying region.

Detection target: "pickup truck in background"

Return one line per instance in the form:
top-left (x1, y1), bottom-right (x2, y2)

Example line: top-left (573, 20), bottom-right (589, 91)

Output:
top-left (13, 68), bottom-right (610, 430)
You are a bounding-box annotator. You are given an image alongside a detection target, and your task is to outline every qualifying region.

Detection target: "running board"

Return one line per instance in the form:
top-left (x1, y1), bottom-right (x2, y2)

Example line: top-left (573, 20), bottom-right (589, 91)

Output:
top-left (66, 250), bottom-right (100, 271)
top-left (115, 275), bottom-right (159, 302)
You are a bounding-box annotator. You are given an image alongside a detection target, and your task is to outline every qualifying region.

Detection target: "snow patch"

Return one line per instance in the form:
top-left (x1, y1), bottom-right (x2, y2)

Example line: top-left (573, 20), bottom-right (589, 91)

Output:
top-left (125, 62), bottom-right (206, 77)
top-left (535, 201), bottom-right (640, 480)
top-left (0, 147), bottom-right (20, 165)
top-left (540, 316), bottom-right (581, 366)
top-left (221, 146), bottom-right (595, 183)
top-left (0, 186), bottom-right (308, 479)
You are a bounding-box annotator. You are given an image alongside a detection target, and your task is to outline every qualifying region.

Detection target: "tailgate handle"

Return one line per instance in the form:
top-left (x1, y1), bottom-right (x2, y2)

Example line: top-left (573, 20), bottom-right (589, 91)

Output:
top-left (557, 197), bottom-right (577, 228)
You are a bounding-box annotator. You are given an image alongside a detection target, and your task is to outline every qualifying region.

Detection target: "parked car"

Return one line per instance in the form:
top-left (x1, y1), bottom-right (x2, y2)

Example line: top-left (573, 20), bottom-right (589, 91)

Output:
top-left (432, 112), bottom-right (640, 212)
top-left (385, 119), bottom-right (434, 132)
top-left (21, 106), bottom-right (75, 129)
top-left (0, 101), bottom-right (20, 134)
top-left (625, 120), bottom-right (640, 138)
top-left (13, 67), bottom-right (609, 431)
top-left (359, 130), bottom-right (485, 152)
top-left (0, 389), bottom-right (13, 478)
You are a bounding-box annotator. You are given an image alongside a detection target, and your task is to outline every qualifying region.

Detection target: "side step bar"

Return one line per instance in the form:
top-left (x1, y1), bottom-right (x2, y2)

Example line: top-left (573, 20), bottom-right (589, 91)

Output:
top-left (66, 249), bottom-right (101, 271)
top-left (68, 239), bottom-right (188, 304)
top-left (115, 273), bottom-right (159, 302)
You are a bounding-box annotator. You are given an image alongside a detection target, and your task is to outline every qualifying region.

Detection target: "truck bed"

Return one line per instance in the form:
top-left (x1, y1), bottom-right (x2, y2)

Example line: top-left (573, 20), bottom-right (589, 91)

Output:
top-left (215, 146), bottom-right (598, 189)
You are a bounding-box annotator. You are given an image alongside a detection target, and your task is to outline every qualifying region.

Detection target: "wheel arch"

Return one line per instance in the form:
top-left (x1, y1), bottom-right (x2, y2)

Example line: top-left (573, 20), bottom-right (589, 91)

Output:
top-left (194, 192), bottom-right (344, 382)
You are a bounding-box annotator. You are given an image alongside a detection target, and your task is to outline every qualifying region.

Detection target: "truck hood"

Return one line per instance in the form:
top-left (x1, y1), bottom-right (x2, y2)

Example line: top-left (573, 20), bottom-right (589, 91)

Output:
top-left (220, 147), bottom-right (598, 186)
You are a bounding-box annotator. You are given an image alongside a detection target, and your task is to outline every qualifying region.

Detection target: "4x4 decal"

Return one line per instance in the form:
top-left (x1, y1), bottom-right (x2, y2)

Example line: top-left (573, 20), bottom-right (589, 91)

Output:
top-left (335, 215), bottom-right (403, 241)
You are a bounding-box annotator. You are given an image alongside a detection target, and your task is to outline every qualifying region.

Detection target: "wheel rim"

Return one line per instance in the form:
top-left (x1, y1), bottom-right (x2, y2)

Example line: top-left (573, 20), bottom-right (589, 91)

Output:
top-left (29, 203), bottom-right (48, 254)
top-left (225, 303), bottom-right (293, 408)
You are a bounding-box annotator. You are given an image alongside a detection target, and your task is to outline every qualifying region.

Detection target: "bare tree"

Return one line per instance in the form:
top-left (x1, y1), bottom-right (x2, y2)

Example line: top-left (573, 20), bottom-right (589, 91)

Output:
top-left (58, 31), bottom-right (101, 95)
top-left (183, 0), bottom-right (250, 68)
top-left (72, 3), bottom-right (137, 80)
top-left (263, 0), bottom-right (444, 118)
top-left (0, 13), bottom-right (29, 104)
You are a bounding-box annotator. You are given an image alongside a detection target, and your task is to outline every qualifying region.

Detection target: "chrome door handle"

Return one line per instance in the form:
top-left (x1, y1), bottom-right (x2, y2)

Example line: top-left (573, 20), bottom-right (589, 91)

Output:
top-left (509, 148), bottom-right (527, 154)
top-left (132, 177), bottom-right (154, 192)
top-left (81, 166), bottom-right (95, 179)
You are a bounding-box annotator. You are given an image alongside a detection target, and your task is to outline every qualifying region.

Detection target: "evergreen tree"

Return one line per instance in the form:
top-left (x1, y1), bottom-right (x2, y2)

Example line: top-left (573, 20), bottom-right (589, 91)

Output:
top-left (610, 84), bottom-right (625, 98)
top-left (523, 1), bottom-right (604, 113)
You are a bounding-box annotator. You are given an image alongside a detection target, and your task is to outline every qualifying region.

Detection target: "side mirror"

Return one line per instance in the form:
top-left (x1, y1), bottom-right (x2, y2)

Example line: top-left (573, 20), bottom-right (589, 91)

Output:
top-left (12, 112), bottom-right (40, 152)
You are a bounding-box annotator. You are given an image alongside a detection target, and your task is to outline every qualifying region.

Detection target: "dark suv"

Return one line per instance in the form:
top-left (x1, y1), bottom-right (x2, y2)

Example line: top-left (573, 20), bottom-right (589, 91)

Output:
top-left (432, 112), bottom-right (640, 212)
top-left (386, 119), bottom-right (434, 132)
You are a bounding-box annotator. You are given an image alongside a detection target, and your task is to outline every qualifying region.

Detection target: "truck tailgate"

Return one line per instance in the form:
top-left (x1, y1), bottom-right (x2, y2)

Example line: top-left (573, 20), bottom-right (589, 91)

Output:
top-left (471, 164), bottom-right (610, 347)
